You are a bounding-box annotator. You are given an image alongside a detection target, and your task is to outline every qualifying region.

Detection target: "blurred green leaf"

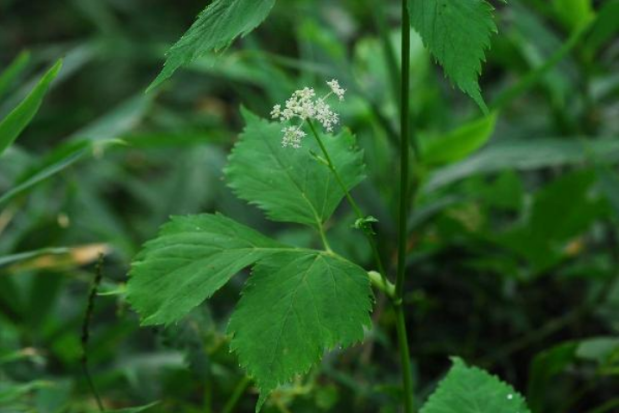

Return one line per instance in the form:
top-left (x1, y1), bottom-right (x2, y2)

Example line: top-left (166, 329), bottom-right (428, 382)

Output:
top-left (148, 0), bottom-right (276, 92)
top-left (527, 341), bottom-right (579, 412)
top-left (552, 0), bottom-right (595, 32)
top-left (0, 51), bottom-right (30, 100)
top-left (0, 139), bottom-right (122, 205)
top-left (0, 59), bottom-right (62, 156)
top-left (0, 247), bottom-right (70, 268)
top-left (585, 0), bottom-right (620, 53)
top-left (422, 112), bottom-right (497, 166)
top-left (497, 170), bottom-right (605, 273)
top-left (101, 402), bottom-right (159, 413)
top-left (69, 94), bottom-right (153, 141)
top-left (425, 138), bottom-right (619, 191)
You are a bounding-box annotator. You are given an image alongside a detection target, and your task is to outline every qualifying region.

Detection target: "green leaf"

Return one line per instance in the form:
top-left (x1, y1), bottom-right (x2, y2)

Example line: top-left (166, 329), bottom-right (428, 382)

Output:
top-left (408, 0), bottom-right (497, 112)
top-left (585, 0), bottom-right (619, 53)
top-left (0, 139), bottom-right (122, 206)
top-left (0, 51), bottom-right (30, 100)
top-left (226, 110), bottom-right (365, 229)
top-left (100, 402), bottom-right (159, 413)
top-left (421, 357), bottom-right (531, 413)
top-left (227, 251), bottom-right (372, 410)
top-left (148, 0), bottom-right (276, 92)
top-left (497, 170), bottom-right (605, 273)
top-left (0, 247), bottom-right (71, 268)
top-left (0, 59), bottom-right (62, 156)
top-left (422, 112), bottom-right (497, 166)
top-left (127, 213), bottom-right (296, 325)
top-left (552, 0), bottom-right (595, 31)
top-left (425, 137), bottom-right (619, 192)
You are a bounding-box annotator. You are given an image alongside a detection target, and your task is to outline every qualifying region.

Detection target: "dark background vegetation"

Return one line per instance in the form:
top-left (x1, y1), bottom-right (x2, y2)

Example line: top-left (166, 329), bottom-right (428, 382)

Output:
top-left (0, 0), bottom-right (618, 412)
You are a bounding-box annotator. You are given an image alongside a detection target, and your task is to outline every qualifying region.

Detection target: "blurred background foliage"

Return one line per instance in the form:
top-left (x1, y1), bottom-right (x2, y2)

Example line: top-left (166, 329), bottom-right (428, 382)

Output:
top-left (0, 0), bottom-right (617, 412)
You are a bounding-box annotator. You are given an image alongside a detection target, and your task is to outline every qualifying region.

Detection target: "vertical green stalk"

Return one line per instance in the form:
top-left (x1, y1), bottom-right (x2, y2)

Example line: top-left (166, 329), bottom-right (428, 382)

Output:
top-left (395, 0), bottom-right (415, 412)
top-left (306, 121), bottom-right (390, 286)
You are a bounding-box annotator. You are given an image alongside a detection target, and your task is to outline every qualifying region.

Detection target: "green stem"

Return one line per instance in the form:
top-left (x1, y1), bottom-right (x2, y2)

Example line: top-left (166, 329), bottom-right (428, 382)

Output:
top-left (318, 223), bottom-right (333, 253)
top-left (306, 120), bottom-right (389, 284)
top-left (221, 376), bottom-right (251, 413)
top-left (395, 1), bottom-right (415, 412)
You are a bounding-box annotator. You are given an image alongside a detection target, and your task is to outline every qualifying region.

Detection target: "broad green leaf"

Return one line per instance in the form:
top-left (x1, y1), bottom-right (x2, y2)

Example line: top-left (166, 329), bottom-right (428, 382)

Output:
top-left (226, 110), bottom-right (365, 228)
top-left (0, 59), bottom-right (62, 156)
top-left (0, 51), bottom-right (30, 100)
top-left (425, 137), bottom-right (619, 192)
top-left (0, 139), bottom-right (121, 206)
top-left (422, 112), bottom-right (497, 166)
top-left (421, 357), bottom-right (531, 413)
top-left (408, 0), bottom-right (496, 112)
top-left (127, 213), bottom-right (296, 325)
top-left (227, 251), bottom-right (372, 410)
top-left (148, 0), bottom-right (276, 92)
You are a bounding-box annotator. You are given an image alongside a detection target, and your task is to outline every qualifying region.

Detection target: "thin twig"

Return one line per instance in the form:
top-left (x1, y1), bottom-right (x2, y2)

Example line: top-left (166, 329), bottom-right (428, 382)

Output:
top-left (81, 253), bottom-right (105, 412)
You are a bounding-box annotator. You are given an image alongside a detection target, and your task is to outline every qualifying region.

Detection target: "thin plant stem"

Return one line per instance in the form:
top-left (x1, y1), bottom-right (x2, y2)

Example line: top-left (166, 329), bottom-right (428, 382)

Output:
top-left (306, 120), bottom-right (390, 290)
top-left (221, 376), bottom-right (251, 413)
top-left (81, 253), bottom-right (105, 412)
top-left (395, 0), bottom-right (415, 412)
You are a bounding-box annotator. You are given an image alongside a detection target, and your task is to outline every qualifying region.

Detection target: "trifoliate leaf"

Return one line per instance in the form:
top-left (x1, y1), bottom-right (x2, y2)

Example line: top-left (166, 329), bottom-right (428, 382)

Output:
top-left (227, 251), bottom-right (373, 410)
top-left (148, 0), bottom-right (276, 92)
top-left (226, 110), bottom-right (365, 229)
top-left (421, 357), bottom-right (532, 413)
top-left (408, 0), bottom-right (497, 112)
top-left (127, 213), bottom-right (297, 325)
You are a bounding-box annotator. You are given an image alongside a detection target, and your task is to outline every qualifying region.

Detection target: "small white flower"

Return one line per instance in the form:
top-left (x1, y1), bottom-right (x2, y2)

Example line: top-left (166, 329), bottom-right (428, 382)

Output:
top-left (270, 104), bottom-right (281, 119)
top-left (281, 126), bottom-right (306, 148)
top-left (271, 79), bottom-right (345, 148)
top-left (326, 79), bottom-right (346, 101)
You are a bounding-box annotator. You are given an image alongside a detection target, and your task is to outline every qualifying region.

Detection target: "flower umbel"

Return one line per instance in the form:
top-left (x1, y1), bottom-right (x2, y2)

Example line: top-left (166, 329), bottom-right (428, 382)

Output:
top-left (271, 79), bottom-right (346, 148)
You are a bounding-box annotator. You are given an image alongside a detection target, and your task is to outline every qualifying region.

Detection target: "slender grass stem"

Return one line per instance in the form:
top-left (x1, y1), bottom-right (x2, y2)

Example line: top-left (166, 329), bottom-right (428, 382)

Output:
top-left (221, 376), bottom-right (251, 413)
top-left (306, 120), bottom-right (389, 286)
top-left (395, 1), bottom-right (415, 412)
top-left (81, 254), bottom-right (105, 412)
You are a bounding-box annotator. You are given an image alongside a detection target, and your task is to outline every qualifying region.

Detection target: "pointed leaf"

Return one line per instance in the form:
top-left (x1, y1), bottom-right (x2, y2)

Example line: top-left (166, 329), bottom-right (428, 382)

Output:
top-left (422, 112), bottom-right (497, 166)
top-left (127, 213), bottom-right (297, 325)
top-left (148, 0), bottom-right (276, 92)
top-left (226, 110), bottom-right (365, 228)
top-left (227, 251), bottom-right (372, 409)
top-left (0, 51), bottom-right (30, 100)
top-left (408, 0), bottom-right (496, 112)
top-left (421, 357), bottom-right (531, 413)
top-left (0, 59), bottom-right (62, 156)
top-left (0, 139), bottom-right (122, 206)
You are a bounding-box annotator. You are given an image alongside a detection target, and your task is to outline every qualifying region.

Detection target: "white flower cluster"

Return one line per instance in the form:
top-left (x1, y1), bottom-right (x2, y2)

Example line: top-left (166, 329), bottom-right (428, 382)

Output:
top-left (271, 79), bottom-right (346, 149)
